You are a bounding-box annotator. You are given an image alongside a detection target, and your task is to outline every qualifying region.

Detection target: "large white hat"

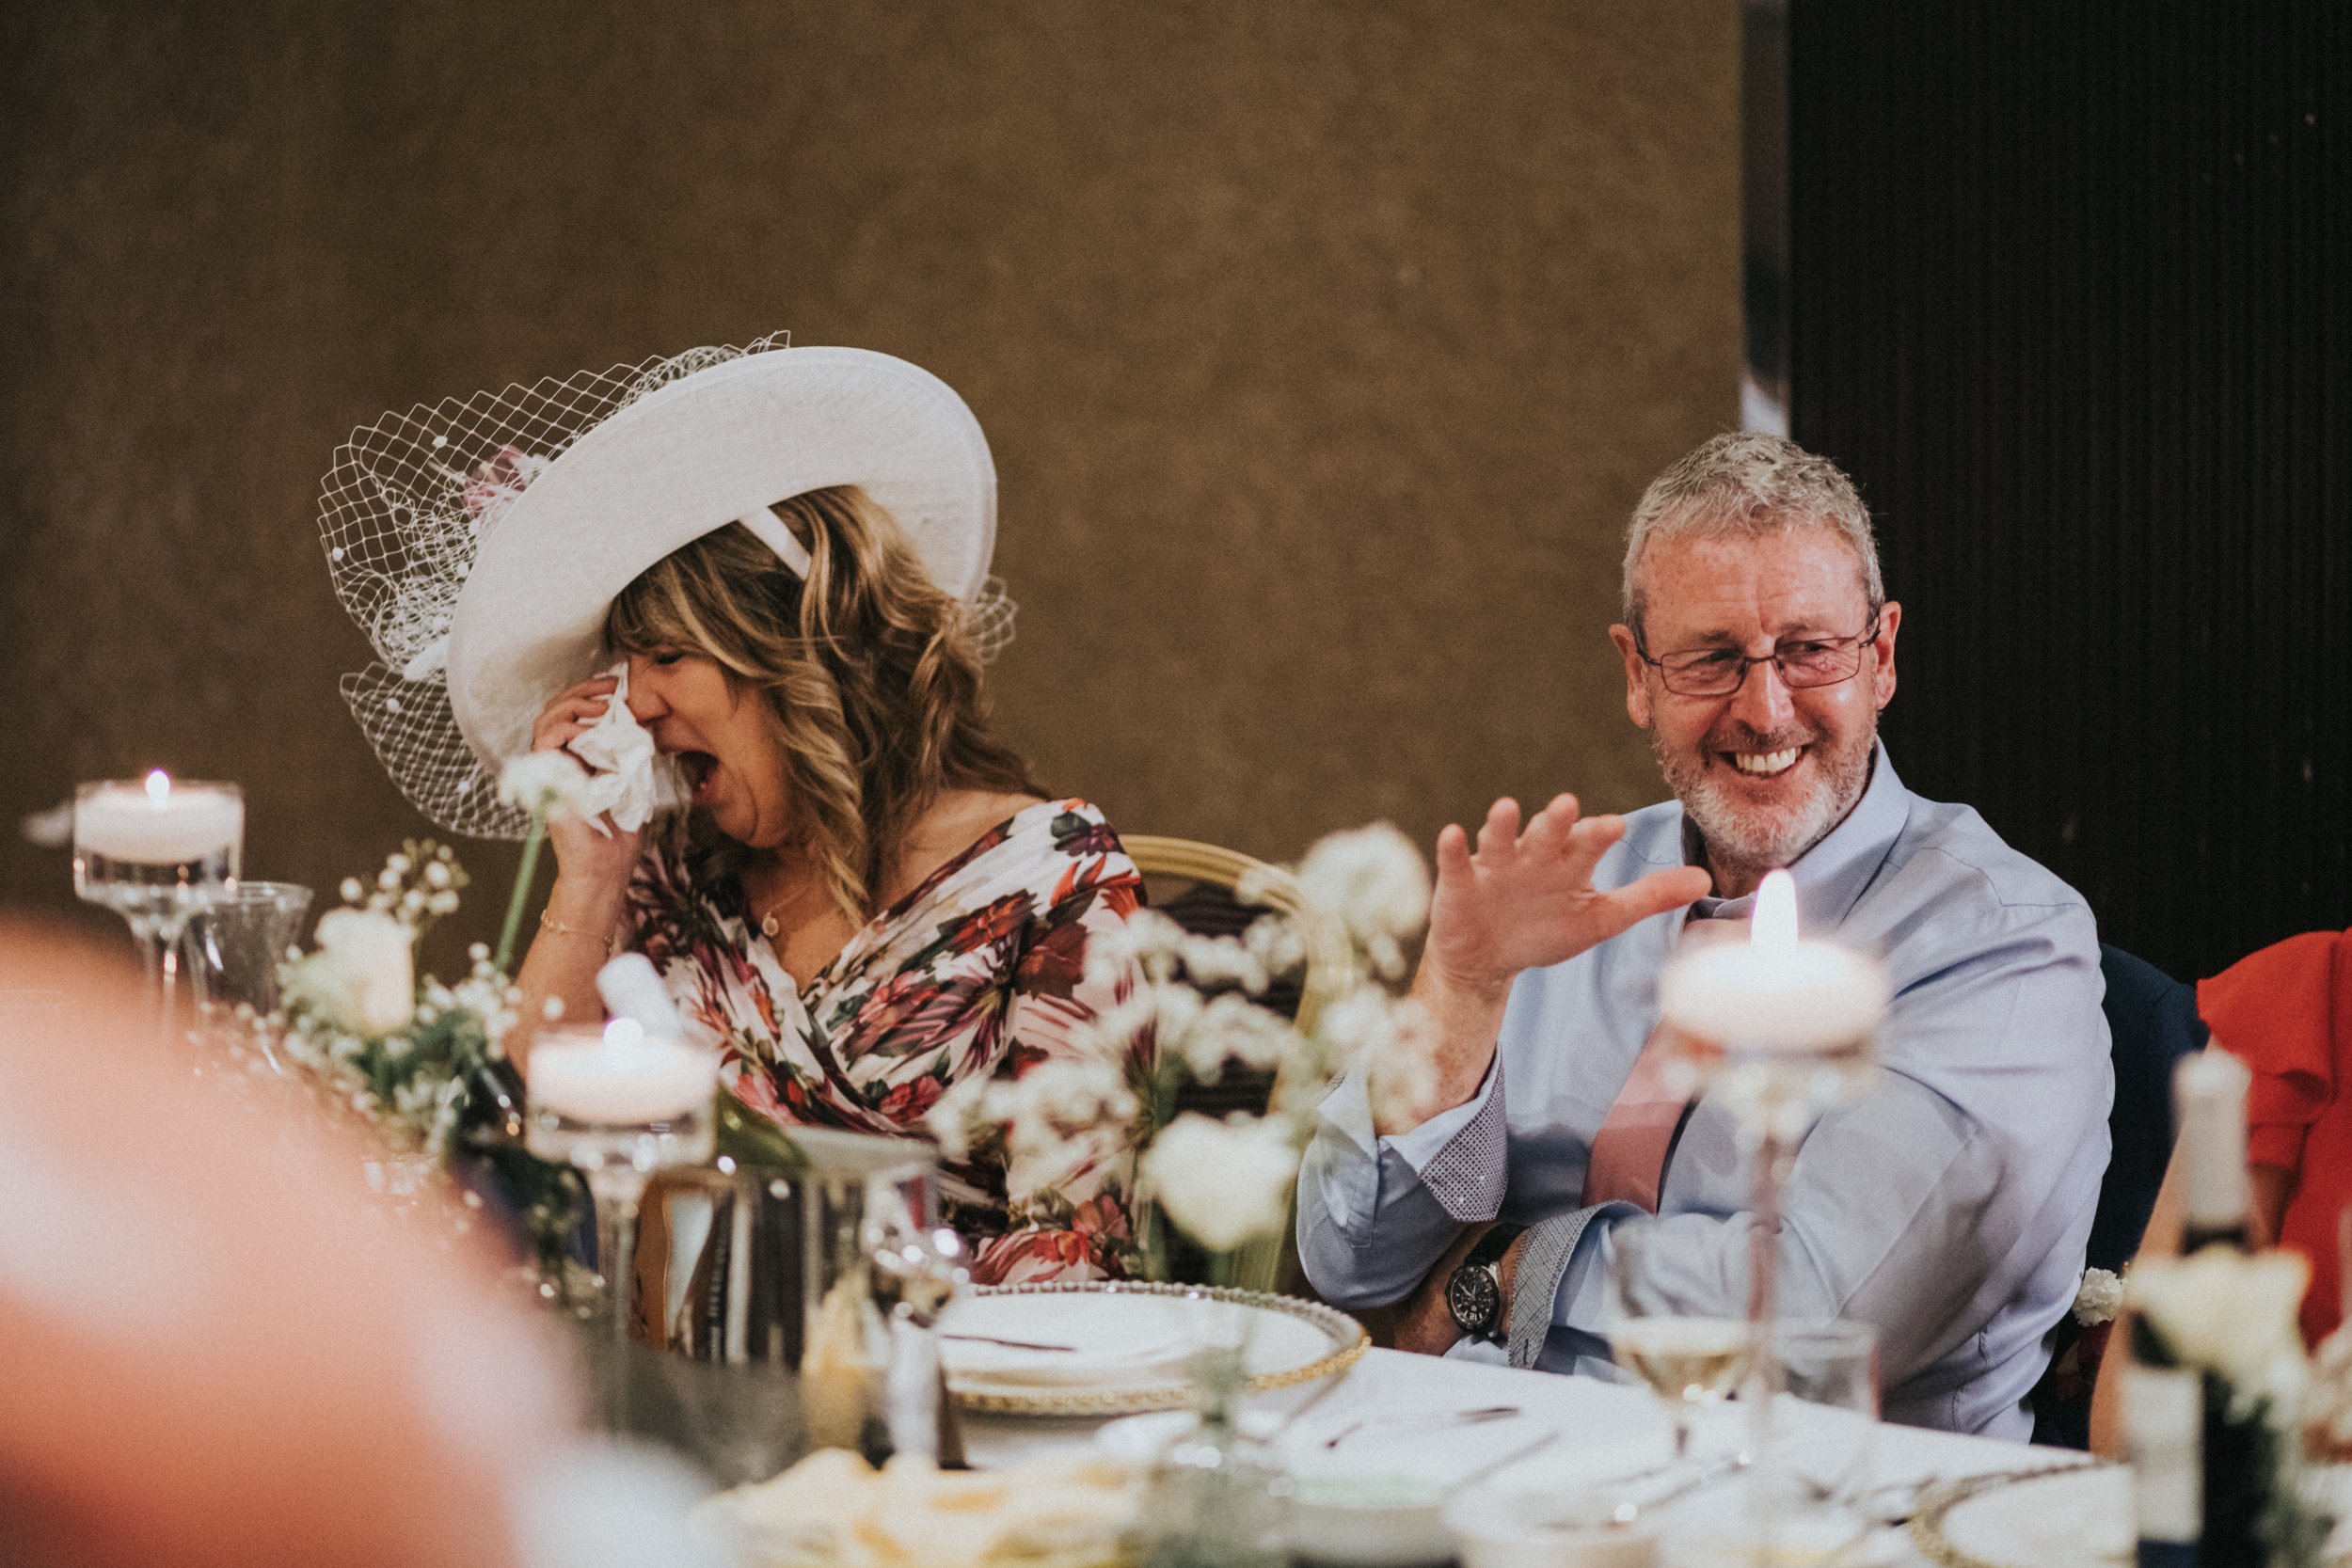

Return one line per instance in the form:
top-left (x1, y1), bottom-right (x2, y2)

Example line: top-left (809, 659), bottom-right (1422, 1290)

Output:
top-left (319, 336), bottom-right (1000, 839)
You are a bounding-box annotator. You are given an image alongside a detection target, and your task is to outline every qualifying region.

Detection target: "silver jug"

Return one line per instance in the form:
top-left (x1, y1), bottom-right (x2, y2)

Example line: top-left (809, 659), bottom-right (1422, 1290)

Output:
top-left (600, 1127), bottom-right (939, 1483)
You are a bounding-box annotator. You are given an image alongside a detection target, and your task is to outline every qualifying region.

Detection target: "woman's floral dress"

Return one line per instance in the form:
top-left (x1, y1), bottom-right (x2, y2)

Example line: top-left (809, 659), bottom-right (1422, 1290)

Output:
top-left (625, 799), bottom-right (1144, 1284)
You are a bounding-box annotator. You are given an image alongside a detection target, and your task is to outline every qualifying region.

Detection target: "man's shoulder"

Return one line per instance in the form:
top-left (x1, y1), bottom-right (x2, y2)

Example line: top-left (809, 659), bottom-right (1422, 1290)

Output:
top-left (1882, 790), bottom-right (2090, 921)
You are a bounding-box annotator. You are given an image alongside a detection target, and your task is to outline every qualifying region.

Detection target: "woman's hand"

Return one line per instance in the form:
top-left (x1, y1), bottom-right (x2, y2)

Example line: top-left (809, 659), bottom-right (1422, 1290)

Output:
top-left (528, 675), bottom-right (642, 895)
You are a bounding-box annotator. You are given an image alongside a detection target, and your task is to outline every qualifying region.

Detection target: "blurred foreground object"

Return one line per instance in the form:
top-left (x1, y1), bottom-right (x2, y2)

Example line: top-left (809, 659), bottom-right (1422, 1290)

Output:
top-left (0, 921), bottom-right (574, 1568)
top-left (696, 1447), bottom-right (1137, 1568)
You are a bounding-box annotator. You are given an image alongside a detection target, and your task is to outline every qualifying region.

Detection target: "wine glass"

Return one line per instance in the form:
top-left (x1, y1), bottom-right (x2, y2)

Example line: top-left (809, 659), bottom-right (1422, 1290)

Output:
top-left (1772, 1321), bottom-right (1880, 1506)
top-left (72, 774), bottom-right (244, 1032)
top-left (524, 1021), bottom-right (720, 1428)
top-left (1607, 1219), bottom-right (1751, 1464)
top-left (1658, 1322), bottom-right (1882, 1568)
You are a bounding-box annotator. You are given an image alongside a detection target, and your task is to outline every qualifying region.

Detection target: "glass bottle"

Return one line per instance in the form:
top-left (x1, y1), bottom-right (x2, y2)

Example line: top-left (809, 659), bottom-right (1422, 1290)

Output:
top-left (2127, 1051), bottom-right (2261, 1568)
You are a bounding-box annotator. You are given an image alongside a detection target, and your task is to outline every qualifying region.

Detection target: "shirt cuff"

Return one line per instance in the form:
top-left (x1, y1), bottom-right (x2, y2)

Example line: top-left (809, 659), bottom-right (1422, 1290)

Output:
top-left (1391, 1056), bottom-right (1507, 1223)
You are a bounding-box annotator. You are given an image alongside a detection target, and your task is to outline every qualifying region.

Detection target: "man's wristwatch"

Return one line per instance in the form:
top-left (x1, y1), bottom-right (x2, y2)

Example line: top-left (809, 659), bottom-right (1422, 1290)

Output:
top-left (1444, 1222), bottom-right (1527, 1343)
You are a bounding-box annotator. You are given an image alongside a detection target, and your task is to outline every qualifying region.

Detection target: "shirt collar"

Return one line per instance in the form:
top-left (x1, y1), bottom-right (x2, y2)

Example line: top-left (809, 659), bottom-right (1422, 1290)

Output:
top-left (1682, 740), bottom-right (1910, 932)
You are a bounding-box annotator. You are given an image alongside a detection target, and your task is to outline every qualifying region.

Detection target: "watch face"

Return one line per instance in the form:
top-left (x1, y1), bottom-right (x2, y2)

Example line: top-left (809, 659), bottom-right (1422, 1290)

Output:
top-left (1447, 1264), bottom-right (1500, 1337)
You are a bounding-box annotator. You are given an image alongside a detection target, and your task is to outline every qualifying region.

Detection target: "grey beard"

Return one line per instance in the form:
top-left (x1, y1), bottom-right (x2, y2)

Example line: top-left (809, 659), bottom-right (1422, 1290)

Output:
top-left (1654, 720), bottom-right (1878, 879)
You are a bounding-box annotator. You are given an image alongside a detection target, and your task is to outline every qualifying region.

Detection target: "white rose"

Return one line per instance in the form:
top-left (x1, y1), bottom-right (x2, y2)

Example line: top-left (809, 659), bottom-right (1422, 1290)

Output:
top-left (2128, 1248), bottom-right (2311, 1385)
top-left (1143, 1113), bottom-right (1298, 1254)
top-left (2073, 1266), bottom-right (2123, 1327)
top-left (286, 908), bottom-right (417, 1037)
top-left (496, 751), bottom-right (595, 820)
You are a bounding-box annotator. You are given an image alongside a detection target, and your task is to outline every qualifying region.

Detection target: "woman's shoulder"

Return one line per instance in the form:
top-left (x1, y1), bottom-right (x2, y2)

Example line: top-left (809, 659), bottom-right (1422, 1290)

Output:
top-left (897, 794), bottom-right (1136, 906)
top-left (983, 795), bottom-right (1132, 863)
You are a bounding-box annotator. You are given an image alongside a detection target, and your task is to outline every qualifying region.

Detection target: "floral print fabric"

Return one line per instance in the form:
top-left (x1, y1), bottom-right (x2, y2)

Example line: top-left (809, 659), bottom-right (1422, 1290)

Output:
top-left (625, 799), bottom-right (1144, 1284)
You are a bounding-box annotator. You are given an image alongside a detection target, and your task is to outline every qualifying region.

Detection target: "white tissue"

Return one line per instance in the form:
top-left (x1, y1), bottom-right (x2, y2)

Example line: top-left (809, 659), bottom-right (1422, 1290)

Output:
top-left (566, 663), bottom-right (688, 834)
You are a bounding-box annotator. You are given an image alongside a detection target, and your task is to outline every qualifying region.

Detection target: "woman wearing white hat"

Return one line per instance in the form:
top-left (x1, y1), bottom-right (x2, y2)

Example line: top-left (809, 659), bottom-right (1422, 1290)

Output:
top-left (323, 337), bottom-right (1144, 1284)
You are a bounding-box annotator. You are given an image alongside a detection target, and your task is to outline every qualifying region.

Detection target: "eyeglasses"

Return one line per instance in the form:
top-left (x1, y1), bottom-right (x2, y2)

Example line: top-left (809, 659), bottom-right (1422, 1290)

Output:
top-left (1634, 614), bottom-right (1883, 699)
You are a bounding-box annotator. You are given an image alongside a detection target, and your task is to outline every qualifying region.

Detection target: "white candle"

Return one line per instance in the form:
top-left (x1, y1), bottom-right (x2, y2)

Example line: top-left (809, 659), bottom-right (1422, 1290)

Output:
top-left (1657, 869), bottom-right (1889, 1052)
top-left (73, 772), bottom-right (245, 865)
top-left (530, 1020), bottom-right (720, 1126)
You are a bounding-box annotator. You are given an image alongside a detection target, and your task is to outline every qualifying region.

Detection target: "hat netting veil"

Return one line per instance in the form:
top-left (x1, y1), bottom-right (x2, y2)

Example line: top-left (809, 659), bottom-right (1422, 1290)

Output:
top-left (318, 333), bottom-right (1015, 840)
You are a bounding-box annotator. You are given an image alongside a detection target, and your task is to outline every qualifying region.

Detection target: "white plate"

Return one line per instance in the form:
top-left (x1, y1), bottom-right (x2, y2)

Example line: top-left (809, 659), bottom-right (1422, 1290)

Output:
top-left (1093, 1409), bottom-right (1287, 1462)
top-left (1911, 1464), bottom-right (2130, 1567)
top-left (943, 1282), bottom-right (1367, 1416)
top-left (940, 1292), bottom-right (1195, 1385)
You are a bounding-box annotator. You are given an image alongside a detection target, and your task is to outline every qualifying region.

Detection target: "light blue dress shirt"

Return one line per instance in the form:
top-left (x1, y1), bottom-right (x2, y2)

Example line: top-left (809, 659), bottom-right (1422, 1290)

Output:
top-left (1296, 746), bottom-right (2113, 1440)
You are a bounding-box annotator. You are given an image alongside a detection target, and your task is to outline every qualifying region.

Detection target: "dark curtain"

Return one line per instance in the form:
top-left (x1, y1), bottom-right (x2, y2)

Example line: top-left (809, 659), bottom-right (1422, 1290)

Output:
top-left (1790, 1), bottom-right (2352, 980)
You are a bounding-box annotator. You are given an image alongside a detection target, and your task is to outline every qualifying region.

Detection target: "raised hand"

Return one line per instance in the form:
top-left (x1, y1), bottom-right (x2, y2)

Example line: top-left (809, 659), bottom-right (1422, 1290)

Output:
top-left (526, 674), bottom-right (642, 897)
top-left (1425, 794), bottom-right (1710, 999)
top-left (1381, 795), bottom-right (1709, 1132)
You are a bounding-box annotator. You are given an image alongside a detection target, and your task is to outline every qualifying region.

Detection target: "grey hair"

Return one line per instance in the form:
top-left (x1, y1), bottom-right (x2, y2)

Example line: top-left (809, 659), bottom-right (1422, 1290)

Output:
top-left (1619, 432), bottom-right (1883, 639)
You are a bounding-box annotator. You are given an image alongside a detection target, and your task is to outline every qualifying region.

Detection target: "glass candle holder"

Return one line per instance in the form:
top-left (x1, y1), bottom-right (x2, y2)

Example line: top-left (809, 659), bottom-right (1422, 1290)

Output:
top-left (1655, 871), bottom-right (1888, 1473)
top-left (524, 1021), bottom-right (720, 1428)
top-left (72, 773), bottom-right (244, 1032)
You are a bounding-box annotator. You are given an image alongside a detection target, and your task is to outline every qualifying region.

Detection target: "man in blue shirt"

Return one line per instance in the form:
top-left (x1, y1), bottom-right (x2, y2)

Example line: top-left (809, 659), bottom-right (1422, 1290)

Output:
top-left (1296, 433), bottom-right (2111, 1439)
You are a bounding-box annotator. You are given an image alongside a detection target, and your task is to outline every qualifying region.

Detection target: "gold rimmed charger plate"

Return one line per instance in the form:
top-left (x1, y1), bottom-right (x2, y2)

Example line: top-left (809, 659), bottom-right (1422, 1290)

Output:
top-left (1909, 1463), bottom-right (2127, 1568)
top-left (945, 1280), bottom-right (1369, 1417)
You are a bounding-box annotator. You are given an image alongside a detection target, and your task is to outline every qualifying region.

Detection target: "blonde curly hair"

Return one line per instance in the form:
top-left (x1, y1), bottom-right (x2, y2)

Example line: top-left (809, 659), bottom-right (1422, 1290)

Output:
top-left (604, 485), bottom-right (1042, 920)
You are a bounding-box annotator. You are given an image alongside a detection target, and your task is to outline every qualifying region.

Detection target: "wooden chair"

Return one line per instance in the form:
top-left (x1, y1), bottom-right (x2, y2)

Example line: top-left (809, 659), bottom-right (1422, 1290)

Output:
top-left (1120, 834), bottom-right (1353, 1293)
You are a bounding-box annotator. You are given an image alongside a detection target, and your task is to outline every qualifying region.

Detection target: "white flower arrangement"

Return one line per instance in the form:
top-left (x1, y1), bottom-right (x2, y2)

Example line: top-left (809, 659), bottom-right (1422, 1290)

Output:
top-left (930, 819), bottom-right (1434, 1280)
top-left (1292, 822), bottom-right (1430, 982)
top-left (1142, 1113), bottom-right (1301, 1253)
top-left (272, 841), bottom-right (516, 1158)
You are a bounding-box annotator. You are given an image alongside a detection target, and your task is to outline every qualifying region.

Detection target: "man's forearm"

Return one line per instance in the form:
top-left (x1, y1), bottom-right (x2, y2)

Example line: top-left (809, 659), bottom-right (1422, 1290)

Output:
top-left (1376, 966), bottom-right (1513, 1136)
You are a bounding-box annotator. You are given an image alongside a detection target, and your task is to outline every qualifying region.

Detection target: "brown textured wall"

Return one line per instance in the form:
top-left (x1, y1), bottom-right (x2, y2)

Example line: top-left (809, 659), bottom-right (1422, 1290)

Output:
top-left (1, 2), bottom-right (1738, 947)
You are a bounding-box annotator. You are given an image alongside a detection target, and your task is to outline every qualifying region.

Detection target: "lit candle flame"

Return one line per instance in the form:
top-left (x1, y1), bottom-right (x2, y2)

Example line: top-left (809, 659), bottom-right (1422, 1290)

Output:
top-left (1751, 868), bottom-right (1799, 949)
top-left (144, 769), bottom-right (171, 805)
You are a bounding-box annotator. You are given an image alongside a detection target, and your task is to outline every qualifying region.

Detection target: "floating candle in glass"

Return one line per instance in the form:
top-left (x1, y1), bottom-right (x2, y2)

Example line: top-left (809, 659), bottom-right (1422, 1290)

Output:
top-left (73, 770), bottom-right (244, 869)
top-left (529, 1018), bottom-right (719, 1128)
top-left (1658, 869), bottom-right (1889, 1052)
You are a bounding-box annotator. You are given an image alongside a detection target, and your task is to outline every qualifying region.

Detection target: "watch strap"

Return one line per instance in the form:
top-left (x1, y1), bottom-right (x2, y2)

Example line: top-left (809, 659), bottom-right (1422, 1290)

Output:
top-left (1464, 1220), bottom-right (1526, 1272)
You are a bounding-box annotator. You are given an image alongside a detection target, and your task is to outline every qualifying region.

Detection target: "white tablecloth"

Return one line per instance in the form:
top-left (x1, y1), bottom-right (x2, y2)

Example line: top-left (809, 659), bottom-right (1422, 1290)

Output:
top-left (962, 1346), bottom-right (2080, 1565)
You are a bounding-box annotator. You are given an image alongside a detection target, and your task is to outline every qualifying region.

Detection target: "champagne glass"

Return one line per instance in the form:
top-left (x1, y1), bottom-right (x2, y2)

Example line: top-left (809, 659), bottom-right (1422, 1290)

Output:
top-left (72, 774), bottom-right (244, 1032)
top-left (525, 1021), bottom-right (721, 1428)
top-left (1607, 1220), bottom-right (1752, 1463)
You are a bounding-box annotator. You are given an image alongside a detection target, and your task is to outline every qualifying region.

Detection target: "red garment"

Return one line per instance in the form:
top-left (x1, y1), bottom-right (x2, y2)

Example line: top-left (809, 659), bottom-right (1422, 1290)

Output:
top-left (2197, 929), bottom-right (2352, 1347)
